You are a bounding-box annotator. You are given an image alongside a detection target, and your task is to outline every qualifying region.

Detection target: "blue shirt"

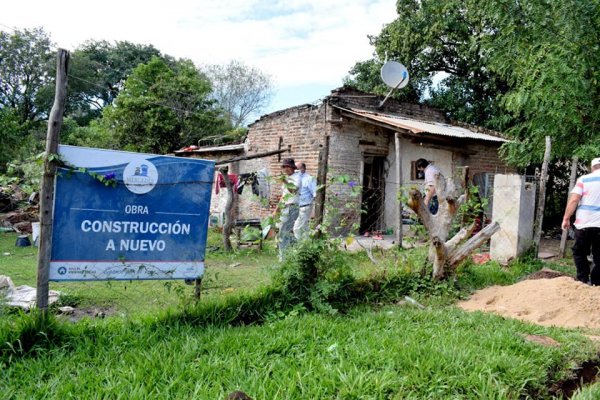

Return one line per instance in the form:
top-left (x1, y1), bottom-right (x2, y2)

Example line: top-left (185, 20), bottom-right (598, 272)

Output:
top-left (298, 172), bottom-right (316, 206)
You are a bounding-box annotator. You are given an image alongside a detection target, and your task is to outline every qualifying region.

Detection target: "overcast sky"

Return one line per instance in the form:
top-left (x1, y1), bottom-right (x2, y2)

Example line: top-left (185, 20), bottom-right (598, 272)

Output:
top-left (1, 0), bottom-right (397, 120)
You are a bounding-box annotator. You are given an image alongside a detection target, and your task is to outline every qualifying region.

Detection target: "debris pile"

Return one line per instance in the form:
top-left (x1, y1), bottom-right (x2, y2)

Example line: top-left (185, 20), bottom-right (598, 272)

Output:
top-left (1, 275), bottom-right (61, 310)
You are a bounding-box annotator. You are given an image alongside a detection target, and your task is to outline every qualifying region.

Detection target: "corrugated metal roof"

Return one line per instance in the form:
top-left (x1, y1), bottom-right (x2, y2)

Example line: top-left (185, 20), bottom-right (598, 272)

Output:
top-left (335, 106), bottom-right (508, 143)
top-left (174, 143), bottom-right (245, 155)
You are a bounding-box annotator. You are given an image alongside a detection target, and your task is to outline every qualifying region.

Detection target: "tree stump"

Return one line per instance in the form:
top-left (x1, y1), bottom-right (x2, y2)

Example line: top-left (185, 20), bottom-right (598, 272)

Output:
top-left (407, 166), bottom-right (499, 279)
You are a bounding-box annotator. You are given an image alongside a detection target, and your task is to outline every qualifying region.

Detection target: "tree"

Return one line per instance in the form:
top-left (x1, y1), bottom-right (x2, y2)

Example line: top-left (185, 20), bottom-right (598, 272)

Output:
top-left (482, 0), bottom-right (600, 165)
top-left (345, 0), bottom-right (508, 127)
top-left (67, 40), bottom-right (165, 124)
top-left (0, 27), bottom-right (54, 124)
top-left (345, 0), bottom-right (600, 165)
top-left (102, 57), bottom-right (231, 154)
top-left (203, 60), bottom-right (273, 127)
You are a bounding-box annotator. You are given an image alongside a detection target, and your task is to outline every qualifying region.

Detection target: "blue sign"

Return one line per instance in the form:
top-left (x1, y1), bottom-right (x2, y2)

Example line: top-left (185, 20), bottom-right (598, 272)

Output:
top-left (49, 145), bottom-right (214, 281)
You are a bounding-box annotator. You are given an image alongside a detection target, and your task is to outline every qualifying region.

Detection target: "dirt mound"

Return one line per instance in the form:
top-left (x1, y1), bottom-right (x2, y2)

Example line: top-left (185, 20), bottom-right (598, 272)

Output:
top-left (458, 276), bottom-right (600, 329)
top-left (526, 268), bottom-right (570, 280)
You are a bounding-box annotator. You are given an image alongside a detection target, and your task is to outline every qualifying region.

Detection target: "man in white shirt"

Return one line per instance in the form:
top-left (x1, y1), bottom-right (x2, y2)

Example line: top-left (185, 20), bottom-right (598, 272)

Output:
top-left (562, 157), bottom-right (600, 285)
top-left (274, 158), bottom-right (302, 260)
top-left (293, 162), bottom-right (317, 240)
top-left (416, 158), bottom-right (444, 215)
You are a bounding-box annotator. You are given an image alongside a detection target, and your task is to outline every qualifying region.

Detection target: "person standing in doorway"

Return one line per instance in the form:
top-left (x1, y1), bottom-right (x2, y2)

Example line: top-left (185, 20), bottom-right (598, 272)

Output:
top-left (415, 158), bottom-right (444, 215)
top-left (293, 162), bottom-right (317, 240)
top-left (273, 158), bottom-right (302, 260)
top-left (561, 157), bottom-right (600, 285)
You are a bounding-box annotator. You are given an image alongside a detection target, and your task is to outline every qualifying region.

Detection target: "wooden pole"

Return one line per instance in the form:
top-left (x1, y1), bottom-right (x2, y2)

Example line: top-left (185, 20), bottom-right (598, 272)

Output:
top-left (194, 278), bottom-right (202, 300)
top-left (559, 155), bottom-right (578, 258)
top-left (395, 132), bottom-right (403, 248)
top-left (533, 136), bottom-right (551, 257)
top-left (37, 49), bottom-right (69, 310)
top-left (214, 147), bottom-right (289, 165)
top-left (314, 135), bottom-right (330, 235)
top-left (219, 166), bottom-right (234, 252)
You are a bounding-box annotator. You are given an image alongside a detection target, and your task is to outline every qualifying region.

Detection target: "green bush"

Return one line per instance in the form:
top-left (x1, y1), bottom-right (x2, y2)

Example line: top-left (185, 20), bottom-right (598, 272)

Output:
top-left (4, 154), bottom-right (44, 198)
top-left (272, 239), bottom-right (355, 314)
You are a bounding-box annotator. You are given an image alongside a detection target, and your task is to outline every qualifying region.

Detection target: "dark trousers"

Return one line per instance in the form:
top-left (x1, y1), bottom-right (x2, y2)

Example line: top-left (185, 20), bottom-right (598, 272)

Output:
top-left (572, 227), bottom-right (600, 285)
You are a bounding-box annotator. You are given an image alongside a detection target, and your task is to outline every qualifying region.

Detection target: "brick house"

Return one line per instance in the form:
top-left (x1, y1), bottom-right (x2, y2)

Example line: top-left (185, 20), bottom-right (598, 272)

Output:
top-left (178, 87), bottom-right (514, 234)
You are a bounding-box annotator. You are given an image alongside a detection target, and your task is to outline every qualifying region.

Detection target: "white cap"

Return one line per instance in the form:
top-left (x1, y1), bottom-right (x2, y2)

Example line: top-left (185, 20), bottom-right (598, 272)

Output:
top-left (592, 157), bottom-right (600, 167)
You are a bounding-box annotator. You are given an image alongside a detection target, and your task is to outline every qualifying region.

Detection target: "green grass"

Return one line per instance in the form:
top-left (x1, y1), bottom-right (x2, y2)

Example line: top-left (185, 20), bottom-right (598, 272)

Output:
top-left (2, 229), bottom-right (597, 399)
top-left (1, 306), bottom-right (597, 399)
top-left (0, 229), bottom-right (277, 316)
top-left (0, 230), bottom-right (413, 316)
top-left (573, 384), bottom-right (600, 400)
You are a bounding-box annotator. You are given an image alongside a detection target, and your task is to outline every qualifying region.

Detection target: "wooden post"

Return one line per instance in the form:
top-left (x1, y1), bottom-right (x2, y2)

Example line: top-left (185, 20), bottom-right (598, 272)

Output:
top-left (37, 49), bottom-right (69, 310)
top-left (219, 166), bottom-right (234, 252)
top-left (533, 136), bottom-right (552, 256)
top-left (314, 136), bottom-right (330, 235)
top-left (559, 155), bottom-right (578, 258)
top-left (194, 278), bottom-right (202, 300)
top-left (395, 132), bottom-right (403, 248)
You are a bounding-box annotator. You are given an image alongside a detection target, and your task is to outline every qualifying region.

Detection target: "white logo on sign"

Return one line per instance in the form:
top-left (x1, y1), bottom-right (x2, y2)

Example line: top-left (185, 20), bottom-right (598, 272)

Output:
top-left (123, 160), bottom-right (158, 194)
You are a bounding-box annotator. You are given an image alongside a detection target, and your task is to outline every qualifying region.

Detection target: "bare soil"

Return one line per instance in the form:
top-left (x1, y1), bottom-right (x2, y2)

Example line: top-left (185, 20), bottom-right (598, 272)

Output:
top-left (458, 274), bottom-right (600, 329)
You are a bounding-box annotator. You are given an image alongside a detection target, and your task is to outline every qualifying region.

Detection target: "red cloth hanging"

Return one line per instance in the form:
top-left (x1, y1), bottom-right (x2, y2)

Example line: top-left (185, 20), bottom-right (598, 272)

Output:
top-left (215, 173), bottom-right (239, 194)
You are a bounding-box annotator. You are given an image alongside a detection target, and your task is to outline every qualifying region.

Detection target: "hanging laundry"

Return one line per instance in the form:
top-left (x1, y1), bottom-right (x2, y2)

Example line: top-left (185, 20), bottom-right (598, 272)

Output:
top-left (257, 168), bottom-right (270, 199)
top-left (215, 173), bottom-right (239, 194)
top-left (251, 175), bottom-right (260, 196)
top-left (237, 173), bottom-right (252, 195)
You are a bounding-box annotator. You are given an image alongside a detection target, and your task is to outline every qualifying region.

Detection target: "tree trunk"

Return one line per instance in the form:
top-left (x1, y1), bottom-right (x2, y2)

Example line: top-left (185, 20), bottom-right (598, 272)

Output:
top-left (314, 135), bottom-right (329, 239)
top-left (407, 166), bottom-right (499, 279)
top-left (532, 136), bottom-right (552, 256)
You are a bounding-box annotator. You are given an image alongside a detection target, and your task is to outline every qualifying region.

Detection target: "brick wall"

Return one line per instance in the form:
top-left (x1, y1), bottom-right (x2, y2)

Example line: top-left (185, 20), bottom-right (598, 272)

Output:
top-left (463, 143), bottom-right (516, 178)
top-left (236, 103), bottom-right (329, 220)
top-left (327, 86), bottom-right (449, 123)
top-left (209, 87), bottom-right (514, 234)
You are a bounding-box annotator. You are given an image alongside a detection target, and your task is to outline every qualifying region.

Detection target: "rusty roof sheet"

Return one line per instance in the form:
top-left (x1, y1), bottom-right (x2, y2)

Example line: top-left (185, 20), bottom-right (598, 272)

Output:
top-left (336, 106), bottom-right (508, 143)
top-left (174, 143), bottom-right (245, 155)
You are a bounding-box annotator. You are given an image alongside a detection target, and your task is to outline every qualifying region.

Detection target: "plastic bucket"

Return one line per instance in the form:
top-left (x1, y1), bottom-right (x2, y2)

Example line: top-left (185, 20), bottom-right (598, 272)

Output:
top-left (15, 235), bottom-right (31, 247)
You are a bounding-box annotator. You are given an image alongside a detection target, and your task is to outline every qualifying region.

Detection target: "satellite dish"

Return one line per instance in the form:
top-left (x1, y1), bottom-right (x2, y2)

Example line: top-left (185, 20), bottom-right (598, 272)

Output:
top-left (381, 61), bottom-right (409, 89)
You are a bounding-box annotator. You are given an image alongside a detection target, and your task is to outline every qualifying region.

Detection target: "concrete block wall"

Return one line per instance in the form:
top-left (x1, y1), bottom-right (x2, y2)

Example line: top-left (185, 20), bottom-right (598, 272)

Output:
top-left (490, 174), bottom-right (536, 263)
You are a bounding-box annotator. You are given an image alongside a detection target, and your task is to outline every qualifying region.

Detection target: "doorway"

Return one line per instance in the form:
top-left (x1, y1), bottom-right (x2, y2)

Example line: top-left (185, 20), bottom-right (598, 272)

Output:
top-left (360, 155), bottom-right (385, 234)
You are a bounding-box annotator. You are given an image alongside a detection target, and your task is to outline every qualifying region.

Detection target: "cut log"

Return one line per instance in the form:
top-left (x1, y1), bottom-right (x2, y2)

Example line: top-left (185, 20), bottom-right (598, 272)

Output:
top-left (447, 222), bottom-right (500, 267)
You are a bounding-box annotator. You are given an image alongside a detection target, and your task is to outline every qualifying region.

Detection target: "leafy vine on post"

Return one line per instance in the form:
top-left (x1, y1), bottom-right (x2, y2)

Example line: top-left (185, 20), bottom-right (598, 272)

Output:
top-left (45, 152), bottom-right (118, 188)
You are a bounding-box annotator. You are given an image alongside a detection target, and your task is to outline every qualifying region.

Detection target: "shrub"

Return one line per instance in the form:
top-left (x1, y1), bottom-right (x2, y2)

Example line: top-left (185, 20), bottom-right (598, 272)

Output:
top-left (272, 239), bottom-right (355, 314)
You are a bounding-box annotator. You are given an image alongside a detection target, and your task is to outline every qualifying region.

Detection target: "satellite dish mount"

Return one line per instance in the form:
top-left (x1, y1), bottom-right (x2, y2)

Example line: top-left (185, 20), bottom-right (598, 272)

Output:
top-left (378, 61), bottom-right (409, 109)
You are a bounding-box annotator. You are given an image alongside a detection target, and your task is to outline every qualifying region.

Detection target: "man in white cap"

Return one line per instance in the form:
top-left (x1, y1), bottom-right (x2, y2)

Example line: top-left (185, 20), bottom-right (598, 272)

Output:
top-left (561, 157), bottom-right (600, 285)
